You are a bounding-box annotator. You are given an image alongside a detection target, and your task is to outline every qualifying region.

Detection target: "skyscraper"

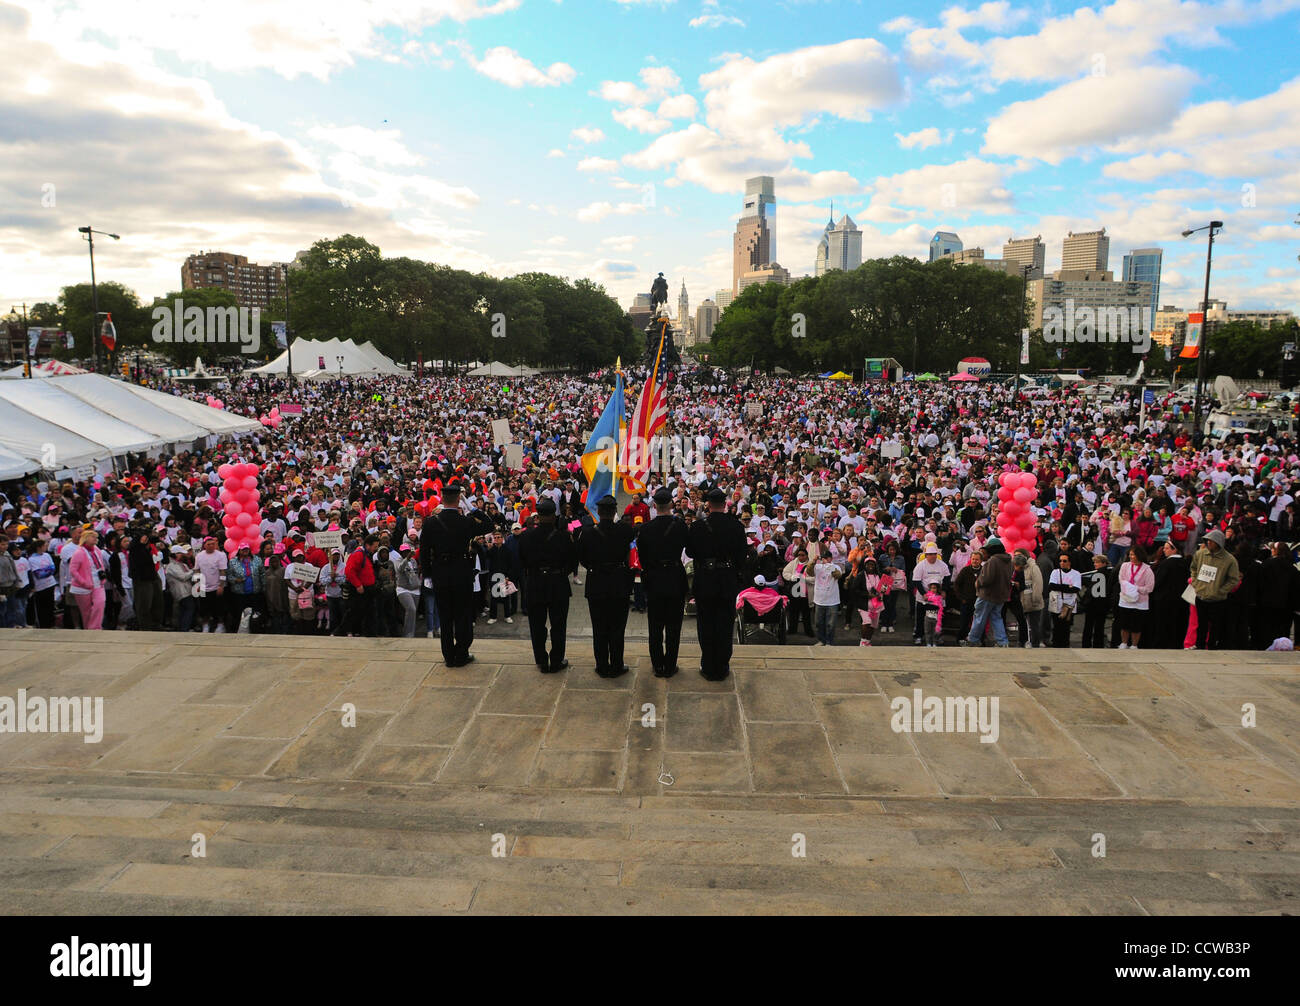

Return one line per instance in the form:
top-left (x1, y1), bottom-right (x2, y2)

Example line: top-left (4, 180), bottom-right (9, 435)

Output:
top-left (929, 231), bottom-right (962, 261)
top-left (1122, 248), bottom-right (1163, 332)
top-left (1002, 235), bottom-right (1045, 279)
top-left (733, 175), bottom-right (775, 295)
top-left (814, 205), bottom-right (863, 276)
top-left (1062, 229), bottom-right (1109, 273)
top-left (677, 280), bottom-right (691, 343)
top-left (695, 300), bottom-right (720, 345)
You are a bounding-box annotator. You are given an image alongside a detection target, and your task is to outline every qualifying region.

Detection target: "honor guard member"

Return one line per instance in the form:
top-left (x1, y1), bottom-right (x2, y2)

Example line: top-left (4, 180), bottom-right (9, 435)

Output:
top-left (420, 481), bottom-right (494, 667)
top-left (577, 494), bottom-right (637, 677)
top-left (685, 486), bottom-right (748, 680)
top-left (518, 497), bottom-right (577, 672)
top-left (636, 486), bottom-right (688, 677)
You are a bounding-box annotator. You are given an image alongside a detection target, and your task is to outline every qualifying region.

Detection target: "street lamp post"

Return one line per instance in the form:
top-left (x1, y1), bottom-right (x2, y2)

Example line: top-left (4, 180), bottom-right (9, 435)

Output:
top-left (11, 303), bottom-right (31, 378)
top-left (336, 354), bottom-right (344, 378)
top-left (1181, 221), bottom-right (1223, 443)
top-left (78, 226), bottom-right (119, 374)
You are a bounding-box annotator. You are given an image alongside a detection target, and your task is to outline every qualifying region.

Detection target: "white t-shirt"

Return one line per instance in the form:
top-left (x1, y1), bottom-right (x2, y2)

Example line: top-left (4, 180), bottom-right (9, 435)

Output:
top-left (194, 549), bottom-right (229, 592)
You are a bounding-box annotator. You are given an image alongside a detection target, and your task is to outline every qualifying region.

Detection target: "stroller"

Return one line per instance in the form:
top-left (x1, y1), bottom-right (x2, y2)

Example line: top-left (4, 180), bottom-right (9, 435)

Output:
top-left (735, 576), bottom-right (788, 644)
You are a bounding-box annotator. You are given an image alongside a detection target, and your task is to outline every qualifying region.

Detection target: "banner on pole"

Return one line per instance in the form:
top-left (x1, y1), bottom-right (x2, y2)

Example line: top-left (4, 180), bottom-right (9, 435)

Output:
top-left (1020, 328), bottom-right (1030, 366)
top-left (1180, 313), bottom-right (1204, 359)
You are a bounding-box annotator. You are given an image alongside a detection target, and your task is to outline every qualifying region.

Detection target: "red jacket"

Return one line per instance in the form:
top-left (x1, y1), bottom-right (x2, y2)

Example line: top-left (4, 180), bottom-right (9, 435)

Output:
top-left (344, 548), bottom-right (375, 589)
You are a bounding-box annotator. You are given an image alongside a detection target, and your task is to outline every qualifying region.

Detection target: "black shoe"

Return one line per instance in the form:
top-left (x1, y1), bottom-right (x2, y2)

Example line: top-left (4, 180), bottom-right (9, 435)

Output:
top-left (549, 658), bottom-right (570, 672)
top-left (457, 654), bottom-right (475, 666)
top-left (595, 664), bottom-right (626, 679)
top-left (444, 657), bottom-right (462, 667)
top-left (536, 662), bottom-right (551, 672)
top-left (700, 669), bottom-right (729, 682)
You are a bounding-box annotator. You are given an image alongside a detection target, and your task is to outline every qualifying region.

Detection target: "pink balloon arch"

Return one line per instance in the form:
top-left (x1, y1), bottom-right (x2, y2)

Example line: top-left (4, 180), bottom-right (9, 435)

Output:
top-left (995, 470), bottom-right (1038, 556)
top-left (217, 461), bottom-right (263, 555)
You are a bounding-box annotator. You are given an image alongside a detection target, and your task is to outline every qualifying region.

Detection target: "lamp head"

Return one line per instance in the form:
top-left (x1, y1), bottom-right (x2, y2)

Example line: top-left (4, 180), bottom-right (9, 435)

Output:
top-left (1210, 220), bottom-right (1223, 230)
top-left (77, 226), bottom-right (91, 234)
top-left (1180, 229), bottom-right (1194, 237)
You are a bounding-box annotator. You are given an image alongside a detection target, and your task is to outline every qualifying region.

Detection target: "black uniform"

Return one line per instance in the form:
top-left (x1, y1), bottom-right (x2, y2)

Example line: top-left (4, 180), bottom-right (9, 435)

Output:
top-left (685, 507), bottom-right (749, 679)
top-left (636, 512), bottom-right (688, 675)
top-left (518, 519), bottom-right (578, 670)
top-left (420, 501), bottom-right (494, 666)
top-left (577, 513), bottom-right (637, 675)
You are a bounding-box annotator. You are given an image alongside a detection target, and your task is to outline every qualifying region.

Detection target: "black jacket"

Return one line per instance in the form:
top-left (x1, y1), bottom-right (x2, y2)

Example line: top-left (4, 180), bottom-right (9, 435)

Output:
top-left (685, 511), bottom-right (748, 600)
top-left (518, 520), bottom-right (578, 601)
top-left (419, 506), bottom-right (494, 589)
top-left (577, 518), bottom-right (636, 600)
top-left (636, 514), bottom-right (688, 598)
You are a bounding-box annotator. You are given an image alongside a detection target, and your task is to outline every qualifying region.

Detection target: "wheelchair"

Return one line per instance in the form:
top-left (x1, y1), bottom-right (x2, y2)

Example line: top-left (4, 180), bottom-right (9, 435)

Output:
top-left (735, 596), bottom-right (788, 644)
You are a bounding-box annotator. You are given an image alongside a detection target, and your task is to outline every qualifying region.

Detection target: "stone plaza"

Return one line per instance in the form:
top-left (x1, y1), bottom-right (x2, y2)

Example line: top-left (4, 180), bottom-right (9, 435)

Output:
top-left (0, 629), bottom-right (1297, 914)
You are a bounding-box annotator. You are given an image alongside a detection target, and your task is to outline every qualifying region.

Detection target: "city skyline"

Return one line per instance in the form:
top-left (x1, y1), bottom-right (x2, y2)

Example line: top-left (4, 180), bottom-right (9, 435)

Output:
top-left (3, 0), bottom-right (1299, 321)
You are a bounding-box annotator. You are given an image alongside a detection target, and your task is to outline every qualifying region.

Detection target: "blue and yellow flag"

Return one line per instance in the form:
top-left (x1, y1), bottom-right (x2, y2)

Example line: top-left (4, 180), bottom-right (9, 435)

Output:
top-left (580, 360), bottom-right (626, 519)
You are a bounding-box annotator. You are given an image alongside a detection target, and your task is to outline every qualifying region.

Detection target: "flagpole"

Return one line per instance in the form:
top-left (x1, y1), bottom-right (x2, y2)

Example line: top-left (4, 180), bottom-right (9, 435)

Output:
top-left (613, 356), bottom-right (622, 492)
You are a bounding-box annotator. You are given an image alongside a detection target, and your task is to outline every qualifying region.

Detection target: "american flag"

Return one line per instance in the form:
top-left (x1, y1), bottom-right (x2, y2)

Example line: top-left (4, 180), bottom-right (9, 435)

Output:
top-left (620, 333), bottom-right (669, 493)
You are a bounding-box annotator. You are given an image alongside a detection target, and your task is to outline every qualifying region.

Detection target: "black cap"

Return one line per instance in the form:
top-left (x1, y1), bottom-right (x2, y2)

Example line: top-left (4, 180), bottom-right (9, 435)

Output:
top-left (536, 498), bottom-right (557, 516)
top-left (706, 488), bottom-right (726, 504)
top-left (596, 494), bottom-right (617, 510)
top-left (652, 487), bottom-right (672, 505)
top-left (441, 482), bottom-right (462, 498)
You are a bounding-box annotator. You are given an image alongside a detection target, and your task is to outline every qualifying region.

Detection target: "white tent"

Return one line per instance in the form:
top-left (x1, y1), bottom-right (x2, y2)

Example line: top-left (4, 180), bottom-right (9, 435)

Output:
top-left (466, 361), bottom-right (540, 377)
top-left (0, 374), bottom-right (260, 479)
top-left (249, 337), bottom-right (408, 377)
top-left (0, 359), bottom-right (90, 379)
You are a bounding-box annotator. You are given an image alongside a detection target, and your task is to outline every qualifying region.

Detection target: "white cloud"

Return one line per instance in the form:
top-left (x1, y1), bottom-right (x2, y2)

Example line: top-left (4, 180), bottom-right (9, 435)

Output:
top-left (700, 39), bottom-right (902, 136)
top-left (865, 158), bottom-right (1018, 218)
top-left (576, 201), bottom-right (647, 222)
top-left (690, 14), bottom-right (744, 28)
top-left (17, 0), bottom-right (524, 81)
top-left (468, 46), bottom-right (575, 87)
top-left (614, 106), bottom-right (671, 134)
top-left (983, 66), bottom-right (1197, 163)
top-left (601, 234), bottom-right (638, 250)
top-left (657, 93), bottom-right (698, 120)
top-left (306, 125), bottom-right (422, 167)
top-left (577, 156), bottom-right (619, 172)
top-left (571, 126), bottom-right (606, 143)
top-left (546, 148), bottom-right (566, 158)
top-left (894, 126), bottom-right (947, 150)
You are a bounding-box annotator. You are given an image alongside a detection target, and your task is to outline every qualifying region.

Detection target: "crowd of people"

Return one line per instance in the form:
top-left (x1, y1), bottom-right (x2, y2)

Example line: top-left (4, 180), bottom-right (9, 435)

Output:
top-left (1, 364), bottom-right (1299, 660)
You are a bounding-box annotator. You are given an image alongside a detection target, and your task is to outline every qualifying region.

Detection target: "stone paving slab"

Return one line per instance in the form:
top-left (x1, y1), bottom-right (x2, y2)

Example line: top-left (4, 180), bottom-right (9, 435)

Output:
top-left (0, 629), bottom-right (1297, 915)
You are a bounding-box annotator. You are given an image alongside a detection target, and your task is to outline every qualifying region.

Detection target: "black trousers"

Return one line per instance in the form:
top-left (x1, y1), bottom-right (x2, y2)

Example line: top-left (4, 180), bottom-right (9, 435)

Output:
top-left (646, 593), bottom-right (685, 671)
top-left (588, 596), bottom-right (630, 672)
top-left (527, 591), bottom-right (568, 667)
top-left (1051, 613), bottom-right (1073, 647)
top-left (1195, 598), bottom-right (1227, 650)
top-left (433, 584), bottom-right (475, 663)
top-left (344, 588), bottom-right (377, 638)
top-left (1081, 609), bottom-right (1107, 648)
top-left (695, 592), bottom-right (737, 678)
top-left (787, 595), bottom-right (813, 635)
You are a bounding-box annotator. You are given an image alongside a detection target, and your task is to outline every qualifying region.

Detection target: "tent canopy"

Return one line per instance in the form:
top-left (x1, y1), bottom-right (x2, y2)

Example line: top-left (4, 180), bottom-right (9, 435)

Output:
top-left (249, 337), bottom-right (408, 377)
top-left (948, 372), bottom-right (978, 382)
top-left (915, 372), bottom-right (939, 381)
top-left (0, 359), bottom-right (89, 379)
top-left (0, 374), bottom-right (259, 478)
top-left (466, 361), bottom-right (541, 377)
top-left (826, 371), bottom-right (853, 381)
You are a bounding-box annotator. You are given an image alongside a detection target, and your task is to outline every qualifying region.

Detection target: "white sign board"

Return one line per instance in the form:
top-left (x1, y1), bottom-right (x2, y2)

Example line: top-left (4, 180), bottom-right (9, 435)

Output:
top-left (287, 562), bottom-right (319, 583)
top-left (745, 402), bottom-right (762, 419)
top-left (880, 442), bottom-right (903, 459)
top-left (504, 444), bottom-right (525, 471)
top-left (491, 419), bottom-right (512, 448)
top-left (808, 486), bottom-right (831, 502)
top-left (312, 530), bottom-right (343, 553)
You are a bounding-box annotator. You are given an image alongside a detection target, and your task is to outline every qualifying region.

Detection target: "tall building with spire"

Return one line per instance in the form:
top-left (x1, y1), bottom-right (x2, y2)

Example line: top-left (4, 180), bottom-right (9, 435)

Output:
top-left (677, 280), bottom-right (691, 343)
top-left (732, 175), bottom-right (775, 295)
top-left (814, 201), bottom-right (863, 276)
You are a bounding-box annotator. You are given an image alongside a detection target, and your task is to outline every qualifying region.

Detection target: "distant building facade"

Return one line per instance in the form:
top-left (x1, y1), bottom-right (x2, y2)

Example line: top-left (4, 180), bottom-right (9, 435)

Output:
top-left (814, 207), bottom-right (862, 276)
top-left (929, 231), bottom-right (962, 262)
top-left (181, 251), bottom-right (286, 308)
top-left (733, 176), bottom-right (776, 295)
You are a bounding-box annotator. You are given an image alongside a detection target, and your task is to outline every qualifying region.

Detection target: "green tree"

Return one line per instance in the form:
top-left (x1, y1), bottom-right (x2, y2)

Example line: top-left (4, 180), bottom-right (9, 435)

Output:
top-left (59, 281), bottom-right (147, 370)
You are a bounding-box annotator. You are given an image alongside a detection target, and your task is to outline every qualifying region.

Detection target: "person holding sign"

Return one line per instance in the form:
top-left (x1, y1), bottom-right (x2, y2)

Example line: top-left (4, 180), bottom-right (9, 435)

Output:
top-left (1188, 530), bottom-right (1241, 650)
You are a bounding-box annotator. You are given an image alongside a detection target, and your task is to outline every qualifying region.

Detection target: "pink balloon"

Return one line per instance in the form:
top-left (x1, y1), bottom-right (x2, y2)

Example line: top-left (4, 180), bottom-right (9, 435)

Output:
top-left (221, 513), bottom-right (237, 528)
top-left (242, 476), bottom-right (258, 490)
top-left (225, 501), bottom-right (243, 517)
top-left (219, 490), bottom-right (234, 505)
top-left (224, 478), bottom-right (240, 491)
top-left (218, 464), bottom-right (233, 479)
top-left (235, 512), bottom-right (253, 528)
top-left (1013, 487), bottom-right (1035, 505)
top-left (1018, 472), bottom-right (1036, 489)
top-left (996, 487), bottom-right (1015, 503)
top-left (246, 490), bottom-right (260, 505)
top-left (1015, 512), bottom-right (1035, 529)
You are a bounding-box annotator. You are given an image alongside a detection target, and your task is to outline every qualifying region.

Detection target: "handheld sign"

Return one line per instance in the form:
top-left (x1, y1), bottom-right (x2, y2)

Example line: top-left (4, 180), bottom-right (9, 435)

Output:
top-left (504, 444), bottom-right (525, 471)
top-left (808, 486), bottom-right (831, 502)
top-left (491, 419), bottom-right (512, 448)
top-left (745, 402), bottom-right (762, 419)
top-left (288, 562), bottom-right (319, 583)
top-left (279, 403), bottom-right (303, 415)
top-left (880, 442), bottom-right (903, 459)
top-left (312, 530), bottom-right (343, 553)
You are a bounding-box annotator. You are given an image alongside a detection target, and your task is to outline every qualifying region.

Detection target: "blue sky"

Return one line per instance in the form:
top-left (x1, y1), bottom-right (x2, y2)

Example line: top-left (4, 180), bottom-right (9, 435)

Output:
top-left (2, 0), bottom-right (1299, 319)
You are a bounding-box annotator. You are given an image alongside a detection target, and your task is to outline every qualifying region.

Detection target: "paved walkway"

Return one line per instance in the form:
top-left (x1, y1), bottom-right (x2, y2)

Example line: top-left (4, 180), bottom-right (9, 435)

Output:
top-left (0, 630), bottom-right (1297, 914)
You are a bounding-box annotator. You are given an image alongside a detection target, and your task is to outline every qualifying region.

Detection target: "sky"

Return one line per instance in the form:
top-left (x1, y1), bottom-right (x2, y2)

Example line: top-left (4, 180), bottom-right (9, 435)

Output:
top-left (2, 0), bottom-right (1299, 322)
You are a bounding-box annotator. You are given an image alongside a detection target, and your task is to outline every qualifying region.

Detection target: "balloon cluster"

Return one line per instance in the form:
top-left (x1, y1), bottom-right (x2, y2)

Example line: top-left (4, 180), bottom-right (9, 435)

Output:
top-left (205, 396), bottom-right (225, 410)
top-left (259, 406), bottom-right (282, 429)
top-left (996, 470), bottom-right (1038, 556)
top-left (217, 462), bottom-right (262, 555)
